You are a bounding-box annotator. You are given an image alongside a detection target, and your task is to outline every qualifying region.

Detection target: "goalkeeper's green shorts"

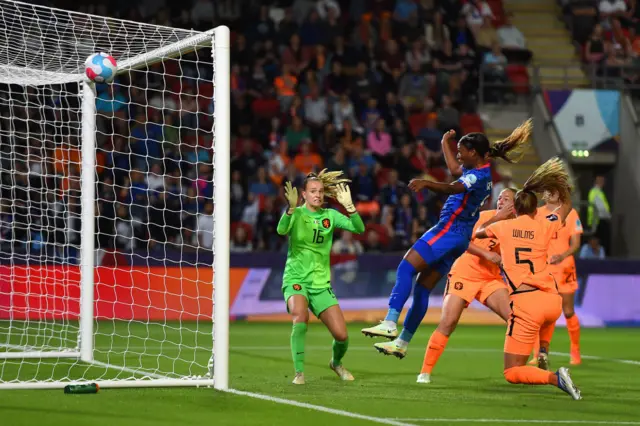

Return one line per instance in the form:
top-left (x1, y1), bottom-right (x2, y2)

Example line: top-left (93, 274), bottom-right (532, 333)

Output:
top-left (282, 283), bottom-right (339, 318)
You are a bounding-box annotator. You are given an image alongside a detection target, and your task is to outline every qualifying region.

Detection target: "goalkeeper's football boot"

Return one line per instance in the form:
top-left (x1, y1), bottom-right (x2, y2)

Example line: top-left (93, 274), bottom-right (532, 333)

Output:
top-left (361, 322), bottom-right (398, 339)
top-left (329, 361), bottom-right (354, 381)
top-left (374, 339), bottom-right (407, 359)
top-left (292, 372), bottom-right (305, 385)
top-left (555, 367), bottom-right (582, 400)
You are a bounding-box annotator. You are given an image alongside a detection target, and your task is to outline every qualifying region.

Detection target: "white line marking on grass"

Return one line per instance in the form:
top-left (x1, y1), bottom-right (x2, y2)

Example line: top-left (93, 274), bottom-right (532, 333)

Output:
top-left (226, 388), bottom-right (417, 426)
top-left (395, 420), bottom-right (640, 425)
top-left (549, 352), bottom-right (640, 366)
top-left (230, 346), bottom-right (640, 367)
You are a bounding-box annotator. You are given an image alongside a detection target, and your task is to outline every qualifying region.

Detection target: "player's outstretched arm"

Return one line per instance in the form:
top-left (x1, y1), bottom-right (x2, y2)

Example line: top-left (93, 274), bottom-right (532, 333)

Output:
top-left (475, 207), bottom-right (513, 239)
top-left (334, 183), bottom-right (365, 234)
top-left (441, 130), bottom-right (463, 178)
top-left (408, 178), bottom-right (466, 195)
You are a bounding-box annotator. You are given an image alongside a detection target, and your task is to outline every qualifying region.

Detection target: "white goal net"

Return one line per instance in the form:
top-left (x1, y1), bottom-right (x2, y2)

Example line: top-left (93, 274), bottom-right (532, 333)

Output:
top-left (0, 0), bottom-right (230, 389)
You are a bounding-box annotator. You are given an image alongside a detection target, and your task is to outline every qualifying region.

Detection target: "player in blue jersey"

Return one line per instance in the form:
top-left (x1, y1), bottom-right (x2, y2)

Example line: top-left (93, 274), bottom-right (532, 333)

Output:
top-left (362, 119), bottom-right (533, 358)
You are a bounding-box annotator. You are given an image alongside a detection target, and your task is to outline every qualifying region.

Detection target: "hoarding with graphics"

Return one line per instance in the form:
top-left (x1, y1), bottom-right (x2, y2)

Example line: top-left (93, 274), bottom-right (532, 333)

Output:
top-left (1, 254), bottom-right (639, 326)
top-left (543, 89), bottom-right (619, 153)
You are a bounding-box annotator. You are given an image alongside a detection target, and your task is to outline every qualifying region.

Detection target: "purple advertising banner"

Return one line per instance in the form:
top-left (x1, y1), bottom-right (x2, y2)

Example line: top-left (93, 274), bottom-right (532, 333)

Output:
top-left (228, 257), bottom-right (640, 327)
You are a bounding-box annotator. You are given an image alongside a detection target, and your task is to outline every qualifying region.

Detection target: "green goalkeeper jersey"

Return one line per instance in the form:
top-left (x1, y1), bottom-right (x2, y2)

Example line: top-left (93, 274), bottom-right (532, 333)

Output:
top-left (277, 205), bottom-right (365, 289)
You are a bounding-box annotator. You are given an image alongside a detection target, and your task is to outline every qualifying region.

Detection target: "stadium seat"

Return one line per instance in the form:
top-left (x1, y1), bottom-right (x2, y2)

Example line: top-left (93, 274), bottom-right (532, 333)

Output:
top-left (506, 65), bottom-right (530, 94)
top-left (460, 113), bottom-right (485, 135)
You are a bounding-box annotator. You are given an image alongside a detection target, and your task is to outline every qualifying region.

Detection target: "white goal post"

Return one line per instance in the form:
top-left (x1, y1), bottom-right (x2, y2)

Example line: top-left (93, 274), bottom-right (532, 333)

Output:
top-left (0, 0), bottom-right (229, 390)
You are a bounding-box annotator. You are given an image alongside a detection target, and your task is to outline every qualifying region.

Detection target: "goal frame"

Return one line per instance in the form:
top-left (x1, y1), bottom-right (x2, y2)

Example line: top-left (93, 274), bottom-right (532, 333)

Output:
top-left (0, 25), bottom-right (230, 391)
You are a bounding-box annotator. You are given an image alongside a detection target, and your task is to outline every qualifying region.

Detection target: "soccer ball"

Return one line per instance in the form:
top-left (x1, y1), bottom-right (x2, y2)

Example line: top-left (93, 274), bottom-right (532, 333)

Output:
top-left (85, 52), bottom-right (118, 83)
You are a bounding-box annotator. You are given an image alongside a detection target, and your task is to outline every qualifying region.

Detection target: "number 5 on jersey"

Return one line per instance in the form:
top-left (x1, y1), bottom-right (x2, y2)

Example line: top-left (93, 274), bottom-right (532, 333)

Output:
top-left (312, 229), bottom-right (324, 244)
top-left (515, 247), bottom-right (534, 273)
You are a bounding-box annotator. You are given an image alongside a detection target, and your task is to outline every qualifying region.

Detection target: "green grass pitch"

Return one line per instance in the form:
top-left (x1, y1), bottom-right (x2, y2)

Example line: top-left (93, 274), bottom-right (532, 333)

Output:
top-left (1, 322), bottom-right (640, 425)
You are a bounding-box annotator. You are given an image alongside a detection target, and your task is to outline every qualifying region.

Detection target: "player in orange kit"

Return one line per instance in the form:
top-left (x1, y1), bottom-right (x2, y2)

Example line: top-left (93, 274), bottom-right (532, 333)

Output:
top-left (533, 192), bottom-right (583, 367)
top-left (475, 158), bottom-right (582, 400)
top-left (417, 188), bottom-right (516, 383)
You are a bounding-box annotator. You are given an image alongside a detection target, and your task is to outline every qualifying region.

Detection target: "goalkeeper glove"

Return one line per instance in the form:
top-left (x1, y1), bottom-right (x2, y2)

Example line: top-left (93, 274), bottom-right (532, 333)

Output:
top-left (284, 181), bottom-right (298, 214)
top-left (336, 183), bottom-right (356, 214)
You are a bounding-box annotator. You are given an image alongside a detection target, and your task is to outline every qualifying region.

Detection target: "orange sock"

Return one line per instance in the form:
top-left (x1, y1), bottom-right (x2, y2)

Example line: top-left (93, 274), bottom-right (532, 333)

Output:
top-left (504, 366), bottom-right (555, 385)
top-left (420, 330), bottom-right (449, 374)
top-left (566, 315), bottom-right (581, 350)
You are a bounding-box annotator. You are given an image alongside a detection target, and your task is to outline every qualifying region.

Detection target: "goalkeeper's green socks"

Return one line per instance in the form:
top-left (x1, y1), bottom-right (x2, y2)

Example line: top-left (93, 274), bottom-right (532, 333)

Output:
top-left (331, 338), bottom-right (349, 367)
top-left (291, 322), bottom-right (307, 373)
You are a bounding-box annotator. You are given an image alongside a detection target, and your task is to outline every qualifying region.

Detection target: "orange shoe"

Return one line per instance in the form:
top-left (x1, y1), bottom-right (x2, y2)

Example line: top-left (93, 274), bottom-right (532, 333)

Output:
top-left (570, 348), bottom-right (581, 365)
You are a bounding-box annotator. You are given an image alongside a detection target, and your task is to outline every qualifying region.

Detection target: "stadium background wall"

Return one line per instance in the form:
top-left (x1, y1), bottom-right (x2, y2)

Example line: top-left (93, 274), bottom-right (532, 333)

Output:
top-left (1, 255), bottom-right (639, 326)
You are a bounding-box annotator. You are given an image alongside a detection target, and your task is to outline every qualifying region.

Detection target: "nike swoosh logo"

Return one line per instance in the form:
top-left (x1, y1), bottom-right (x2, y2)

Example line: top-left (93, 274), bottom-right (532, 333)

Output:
top-left (296, 352), bottom-right (304, 355)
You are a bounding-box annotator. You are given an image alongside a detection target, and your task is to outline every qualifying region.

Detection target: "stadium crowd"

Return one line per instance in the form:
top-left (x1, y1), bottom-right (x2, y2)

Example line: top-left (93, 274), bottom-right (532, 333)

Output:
top-left (0, 0), bottom-right (538, 260)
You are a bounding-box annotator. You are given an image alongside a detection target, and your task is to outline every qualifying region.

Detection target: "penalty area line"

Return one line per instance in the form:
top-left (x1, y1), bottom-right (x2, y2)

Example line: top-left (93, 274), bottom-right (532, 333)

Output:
top-left (394, 420), bottom-right (640, 425)
top-left (226, 388), bottom-right (417, 426)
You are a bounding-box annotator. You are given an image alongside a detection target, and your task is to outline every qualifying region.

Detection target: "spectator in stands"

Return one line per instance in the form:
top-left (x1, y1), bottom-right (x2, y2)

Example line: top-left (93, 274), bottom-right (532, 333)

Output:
top-left (406, 39), bottom-right (432, 72)
top-left (293, 140), bottom-right (323, 175)
top-left (364, 229), bottom-right (383, 253)
top-left (274, 63), bottom-right (298, 111)
top-left (437, 95), bottom-right (460, 134)
top-left (598, 0), bottom-right (628, 34)
top-left (587, 175), bottom-right (612, 254)
top-left (386, 193), bottom-right (415, 250)
top-left (451, 15), bottom-right (476, 51)
top-left (476, 16), bottom-right (498, 53)
top-left (230, 226), bottom-right (253, 253)
top-left (462, 0), bottom-right (494, 37)
top-left (304, 85), bottom-right (329, 132)
top-left (249, 167), bottom-right (277, 197)
top-left (579, 235), bottom-right (606, 259)
top-left (352, 162), bottom-right (378, 202)
top-left (285, 116), bottom-right (312, 153)
top-left (482, 42), bottom-right (510, 103)
top-left (333, 94), bottom-right (362, 132)
top-left (585, 24), bottom-right (607, 70)
top-left (332, 231), bottom-right (364, 254)
top-left (433, 39), bottom-right (463, 100)
top-left (399, 61), bottom-right (432, 110)
top-left (367, 119), bottom-right (393, 164)
top-left (197, 202), bottom-right (214, 249)
top-left (390, 118), bottom-right (412, 147)
top-left (412, 204), bottom-right (433, 243)
top-left (426, 10), bottom-right (451, 51)
top-left (498, 13), bottom-right (532, 63)
top-left (361, 98), bottom-right (382, 132)
top-left (255, 196), bottom-right (280, 250)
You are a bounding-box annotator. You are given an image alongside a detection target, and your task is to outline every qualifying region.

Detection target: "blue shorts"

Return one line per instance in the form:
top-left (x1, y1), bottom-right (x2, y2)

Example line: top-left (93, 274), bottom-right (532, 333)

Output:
top-left (414, 227), bottom-right (471, 276)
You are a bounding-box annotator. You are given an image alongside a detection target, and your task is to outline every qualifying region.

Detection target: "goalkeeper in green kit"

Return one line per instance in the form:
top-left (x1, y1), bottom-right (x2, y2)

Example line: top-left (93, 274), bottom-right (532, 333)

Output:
top-left (277, 170), bottom-right (365, 385)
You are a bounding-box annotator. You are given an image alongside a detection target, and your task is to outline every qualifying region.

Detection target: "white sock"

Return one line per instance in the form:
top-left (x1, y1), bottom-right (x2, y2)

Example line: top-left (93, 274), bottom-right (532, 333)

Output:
top-left (382, 320), bottom-right (397, 329)
top-left (396, 339), bottom-right (409, 349)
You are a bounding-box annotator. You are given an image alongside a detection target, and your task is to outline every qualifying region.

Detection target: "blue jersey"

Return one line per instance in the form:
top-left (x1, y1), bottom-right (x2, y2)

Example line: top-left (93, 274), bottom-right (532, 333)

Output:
top-left (434, 164), bottom-right (492, 237)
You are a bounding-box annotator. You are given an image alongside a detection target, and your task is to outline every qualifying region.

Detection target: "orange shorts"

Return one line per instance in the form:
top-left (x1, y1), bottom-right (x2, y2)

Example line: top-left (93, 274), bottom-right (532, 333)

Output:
top-left (446, 273), bottom-right (507, 305)
top-left (549, 264), bottom-right (578, 294)
top-left (504, 289), bottom-right (562, 356)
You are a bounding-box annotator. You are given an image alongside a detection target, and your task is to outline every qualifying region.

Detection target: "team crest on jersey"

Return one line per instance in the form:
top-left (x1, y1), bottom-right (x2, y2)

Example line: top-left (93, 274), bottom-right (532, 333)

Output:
top-left (322, 218), bottom-right (331, 229)
top-left (293, 284), bottom-right (302, 291)
top-left (454, 282), bottom-right (464, 290)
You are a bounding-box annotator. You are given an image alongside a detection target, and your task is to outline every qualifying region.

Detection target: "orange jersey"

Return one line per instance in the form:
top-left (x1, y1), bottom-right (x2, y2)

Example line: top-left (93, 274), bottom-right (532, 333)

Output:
top-left (486, 213), bottom-right (563, 292)
top-left (450, 210), bottom-right (501, 280)
top-left (536, 206), bottom-right (583, 269)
